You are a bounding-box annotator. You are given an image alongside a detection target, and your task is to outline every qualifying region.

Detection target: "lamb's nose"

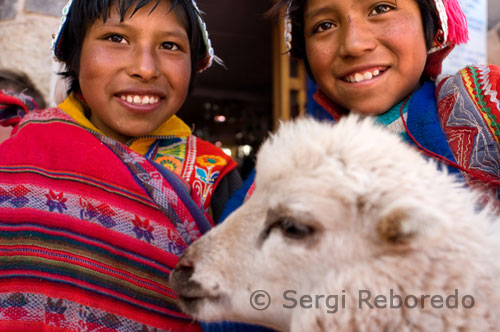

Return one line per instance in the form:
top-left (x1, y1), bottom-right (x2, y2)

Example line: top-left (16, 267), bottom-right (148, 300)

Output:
top-left (176, 256), bottom-right (195, 278)
top-left (170, 254), bottom-right (200, 293)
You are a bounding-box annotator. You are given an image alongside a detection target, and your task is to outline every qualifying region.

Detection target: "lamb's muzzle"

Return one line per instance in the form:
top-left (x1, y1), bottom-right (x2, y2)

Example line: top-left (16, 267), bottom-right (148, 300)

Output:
top-left (170, 249), bottom-right (223, 316)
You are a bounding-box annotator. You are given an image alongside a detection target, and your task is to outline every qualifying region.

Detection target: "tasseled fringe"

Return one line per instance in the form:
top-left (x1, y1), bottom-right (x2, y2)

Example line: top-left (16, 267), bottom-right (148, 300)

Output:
top-left (197, 55), bottom-right (226, 73)
top-left (444, 0), bottom-right (469, 45)
top-left (213, 55), bottom-right (227, 70)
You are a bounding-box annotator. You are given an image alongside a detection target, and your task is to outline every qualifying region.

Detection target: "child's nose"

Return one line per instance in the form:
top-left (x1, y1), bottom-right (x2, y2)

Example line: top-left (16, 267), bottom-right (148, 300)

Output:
top-left (128, 47), bottom-right (160, 81)
top-left (338, 18), bottom-right (377, 58)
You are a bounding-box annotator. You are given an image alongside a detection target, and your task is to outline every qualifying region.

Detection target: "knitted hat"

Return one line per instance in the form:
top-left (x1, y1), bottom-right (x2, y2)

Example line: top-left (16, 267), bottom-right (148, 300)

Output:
top-left (284, 0), bottom-right (469, 79)
top-left (51, 0), bottom-right (219, 73)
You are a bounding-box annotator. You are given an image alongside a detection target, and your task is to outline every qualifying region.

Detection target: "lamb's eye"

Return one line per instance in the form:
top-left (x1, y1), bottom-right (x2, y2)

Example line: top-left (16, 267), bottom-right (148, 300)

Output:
top-left (279, 218), bottom-right (314, 239)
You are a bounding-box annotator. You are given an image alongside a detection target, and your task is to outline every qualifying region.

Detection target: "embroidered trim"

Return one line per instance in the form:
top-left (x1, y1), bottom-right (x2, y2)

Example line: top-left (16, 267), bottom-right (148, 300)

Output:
top-left (182, 135), bottom-right (197, 180)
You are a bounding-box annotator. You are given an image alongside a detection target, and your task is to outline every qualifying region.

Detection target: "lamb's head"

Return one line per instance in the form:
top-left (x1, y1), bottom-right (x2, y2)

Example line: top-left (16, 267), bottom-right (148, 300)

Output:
top-left (170, 116), bottom-right (478, 330)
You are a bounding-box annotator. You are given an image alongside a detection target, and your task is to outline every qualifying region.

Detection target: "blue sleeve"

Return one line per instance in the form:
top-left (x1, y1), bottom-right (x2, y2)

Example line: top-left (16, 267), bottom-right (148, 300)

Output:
top-left (203, 169), bottom-right (276, 332)
top-left (218, 169), bottom-right (255, 223)
top-left (306, 76), bottom-right (334, 121)
top-left (201, 321), bottom-right (276, 332)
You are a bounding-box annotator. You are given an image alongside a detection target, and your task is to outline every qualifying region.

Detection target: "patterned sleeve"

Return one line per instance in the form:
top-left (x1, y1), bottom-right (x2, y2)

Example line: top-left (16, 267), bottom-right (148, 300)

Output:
top-left (436, 64), bottom-right (500, 196)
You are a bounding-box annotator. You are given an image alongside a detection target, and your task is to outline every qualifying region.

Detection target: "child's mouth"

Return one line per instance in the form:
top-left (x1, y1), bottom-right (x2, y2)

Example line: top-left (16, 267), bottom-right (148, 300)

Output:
top-left (119, 94), bottom-right (160, 105)
top-left (342, 68), bottom-right (386, 83)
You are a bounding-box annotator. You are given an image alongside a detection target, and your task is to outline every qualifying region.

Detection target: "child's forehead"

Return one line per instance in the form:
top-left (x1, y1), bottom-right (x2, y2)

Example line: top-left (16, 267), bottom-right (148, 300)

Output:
top-left (302, 0), bottom-right (424, 18)
top-left (303, 0), bottom-right (414, 9)
top-left (99, 0), bottom-right (177, 20)
top-left (86, 0), bottom-right (188, 29)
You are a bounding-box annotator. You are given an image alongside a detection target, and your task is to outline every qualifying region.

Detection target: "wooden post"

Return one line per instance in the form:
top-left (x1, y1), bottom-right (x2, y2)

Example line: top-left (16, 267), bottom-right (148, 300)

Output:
top-left (272, 9), bottom-right (307, 130)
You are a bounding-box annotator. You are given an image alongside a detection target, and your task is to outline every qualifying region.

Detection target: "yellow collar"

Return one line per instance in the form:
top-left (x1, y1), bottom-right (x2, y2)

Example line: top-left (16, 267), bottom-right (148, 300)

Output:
top-left (58, 93), bottom-right (192, 138)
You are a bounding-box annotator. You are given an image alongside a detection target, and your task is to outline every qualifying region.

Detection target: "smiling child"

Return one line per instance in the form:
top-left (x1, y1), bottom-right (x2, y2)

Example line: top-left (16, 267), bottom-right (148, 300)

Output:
top-left (0, 0), bottom-right (241, 331)
top-left (274, 0), bottom-right (500, 200)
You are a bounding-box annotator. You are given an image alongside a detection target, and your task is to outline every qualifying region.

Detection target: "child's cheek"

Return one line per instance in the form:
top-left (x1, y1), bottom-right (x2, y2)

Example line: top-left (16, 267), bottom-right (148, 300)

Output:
top-left (377, 12), bottom-right (427, 54)
top-left (80, 46), bottom-right (118, 78)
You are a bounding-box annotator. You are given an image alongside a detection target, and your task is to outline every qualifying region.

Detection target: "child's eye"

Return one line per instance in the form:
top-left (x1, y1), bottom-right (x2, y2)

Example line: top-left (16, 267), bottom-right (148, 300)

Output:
top-left (313, 21), bottom-right (335, 33)
top-left (161, 42), bottom-right (180, 51)
top-left (369, 4), bottom-right (395, 16)
top-left (106, 34), bottom-right (127, 44)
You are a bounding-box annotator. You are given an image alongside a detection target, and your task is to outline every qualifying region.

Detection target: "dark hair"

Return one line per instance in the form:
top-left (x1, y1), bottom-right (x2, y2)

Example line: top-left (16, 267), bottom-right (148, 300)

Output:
top-left (0, 69), bottom-right (47, 108)
top-left (58, 0), bottom-right (206, 93)
top-left (270, 0), bottom-right (439, 79)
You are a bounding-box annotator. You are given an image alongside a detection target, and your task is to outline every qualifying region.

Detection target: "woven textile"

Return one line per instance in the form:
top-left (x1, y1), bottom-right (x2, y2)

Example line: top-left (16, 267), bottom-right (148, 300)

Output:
top-left (312, 65), bottom-right (500, 199)
top-left (0, 92), bottom-right (236, 331)
top-left (436, 64), bottom-right (500, 197)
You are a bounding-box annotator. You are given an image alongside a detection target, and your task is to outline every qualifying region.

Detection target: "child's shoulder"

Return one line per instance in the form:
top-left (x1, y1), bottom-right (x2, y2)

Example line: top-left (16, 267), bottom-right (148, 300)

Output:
top-left (188, 134), bottom-right (236, 168)
top-left (458, 64), bottom-right (500, 84)
top-left (436, 64), bottom-right (500, 104)
top-left (438, 64), bottom-right (500, 91)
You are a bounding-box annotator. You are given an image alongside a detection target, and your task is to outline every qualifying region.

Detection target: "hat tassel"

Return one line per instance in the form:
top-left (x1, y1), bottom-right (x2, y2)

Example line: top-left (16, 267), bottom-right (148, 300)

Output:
top-left (444, 0), bottom-right (469, 45)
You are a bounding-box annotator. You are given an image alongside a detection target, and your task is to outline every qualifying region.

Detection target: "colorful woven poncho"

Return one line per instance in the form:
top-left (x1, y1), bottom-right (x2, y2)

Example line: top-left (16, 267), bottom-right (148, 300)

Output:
top-left (312, 64), bottom-right (500, 201)
top-left (0, 91), bottom-right (237, 331)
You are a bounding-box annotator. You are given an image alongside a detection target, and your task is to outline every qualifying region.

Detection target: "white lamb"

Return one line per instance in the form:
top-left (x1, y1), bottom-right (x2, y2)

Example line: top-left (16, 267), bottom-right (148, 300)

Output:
top-left (170, 116), bottom-right (500, 332)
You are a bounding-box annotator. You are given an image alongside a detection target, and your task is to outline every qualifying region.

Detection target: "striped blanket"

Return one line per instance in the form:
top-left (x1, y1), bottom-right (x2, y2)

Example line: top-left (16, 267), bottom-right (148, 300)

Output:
top-left (0, 91), bottom-right (211, 331)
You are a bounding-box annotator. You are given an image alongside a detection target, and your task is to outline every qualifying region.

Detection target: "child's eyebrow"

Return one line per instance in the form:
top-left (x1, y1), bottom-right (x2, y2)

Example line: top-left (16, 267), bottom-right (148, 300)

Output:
top-left (305, 5), bottom-right (335, 19)
top-left (154, 30), bottom-right (189, 40)
top-left (99, 21), bottom-right (188, 39)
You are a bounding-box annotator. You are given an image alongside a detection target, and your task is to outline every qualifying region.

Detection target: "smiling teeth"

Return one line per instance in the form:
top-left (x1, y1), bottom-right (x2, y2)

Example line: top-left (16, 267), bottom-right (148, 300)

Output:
top-left (121, 95), bottom-right (159, 105)
top-left (347, 69), bottom-right (381, 83)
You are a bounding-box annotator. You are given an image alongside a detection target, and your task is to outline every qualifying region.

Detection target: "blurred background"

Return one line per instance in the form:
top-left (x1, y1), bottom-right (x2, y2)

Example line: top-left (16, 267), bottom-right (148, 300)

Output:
top-left (0, 0), bottom-right (499, 179)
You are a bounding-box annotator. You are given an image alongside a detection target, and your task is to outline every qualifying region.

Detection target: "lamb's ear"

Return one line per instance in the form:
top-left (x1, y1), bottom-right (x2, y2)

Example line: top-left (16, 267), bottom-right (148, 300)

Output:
top-left (376, 200), bottom-right (448, 245)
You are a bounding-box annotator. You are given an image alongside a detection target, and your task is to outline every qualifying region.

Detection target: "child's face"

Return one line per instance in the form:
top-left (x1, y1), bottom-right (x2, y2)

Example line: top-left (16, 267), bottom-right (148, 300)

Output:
top-left (78, 1), bottom-right (191, 143)
top-left (304, 0), bottom-right (428, 115)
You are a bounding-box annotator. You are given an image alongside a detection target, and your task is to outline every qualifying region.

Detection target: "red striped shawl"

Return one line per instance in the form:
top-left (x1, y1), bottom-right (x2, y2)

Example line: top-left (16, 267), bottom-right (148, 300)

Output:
top-left (0, 92), bottom-right (236, 331)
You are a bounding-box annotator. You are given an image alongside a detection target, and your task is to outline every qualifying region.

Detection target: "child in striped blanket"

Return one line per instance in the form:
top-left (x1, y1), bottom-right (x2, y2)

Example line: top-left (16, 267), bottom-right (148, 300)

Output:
top-left (0, 0), bottom-right (241, 331)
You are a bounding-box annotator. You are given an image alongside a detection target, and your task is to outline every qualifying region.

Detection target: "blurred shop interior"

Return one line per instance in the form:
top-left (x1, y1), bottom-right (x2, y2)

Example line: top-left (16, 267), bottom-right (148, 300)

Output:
top-left (181, 0), bottom-right (500, 180)
top-left (178, 0), bottom-right (307, 180)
